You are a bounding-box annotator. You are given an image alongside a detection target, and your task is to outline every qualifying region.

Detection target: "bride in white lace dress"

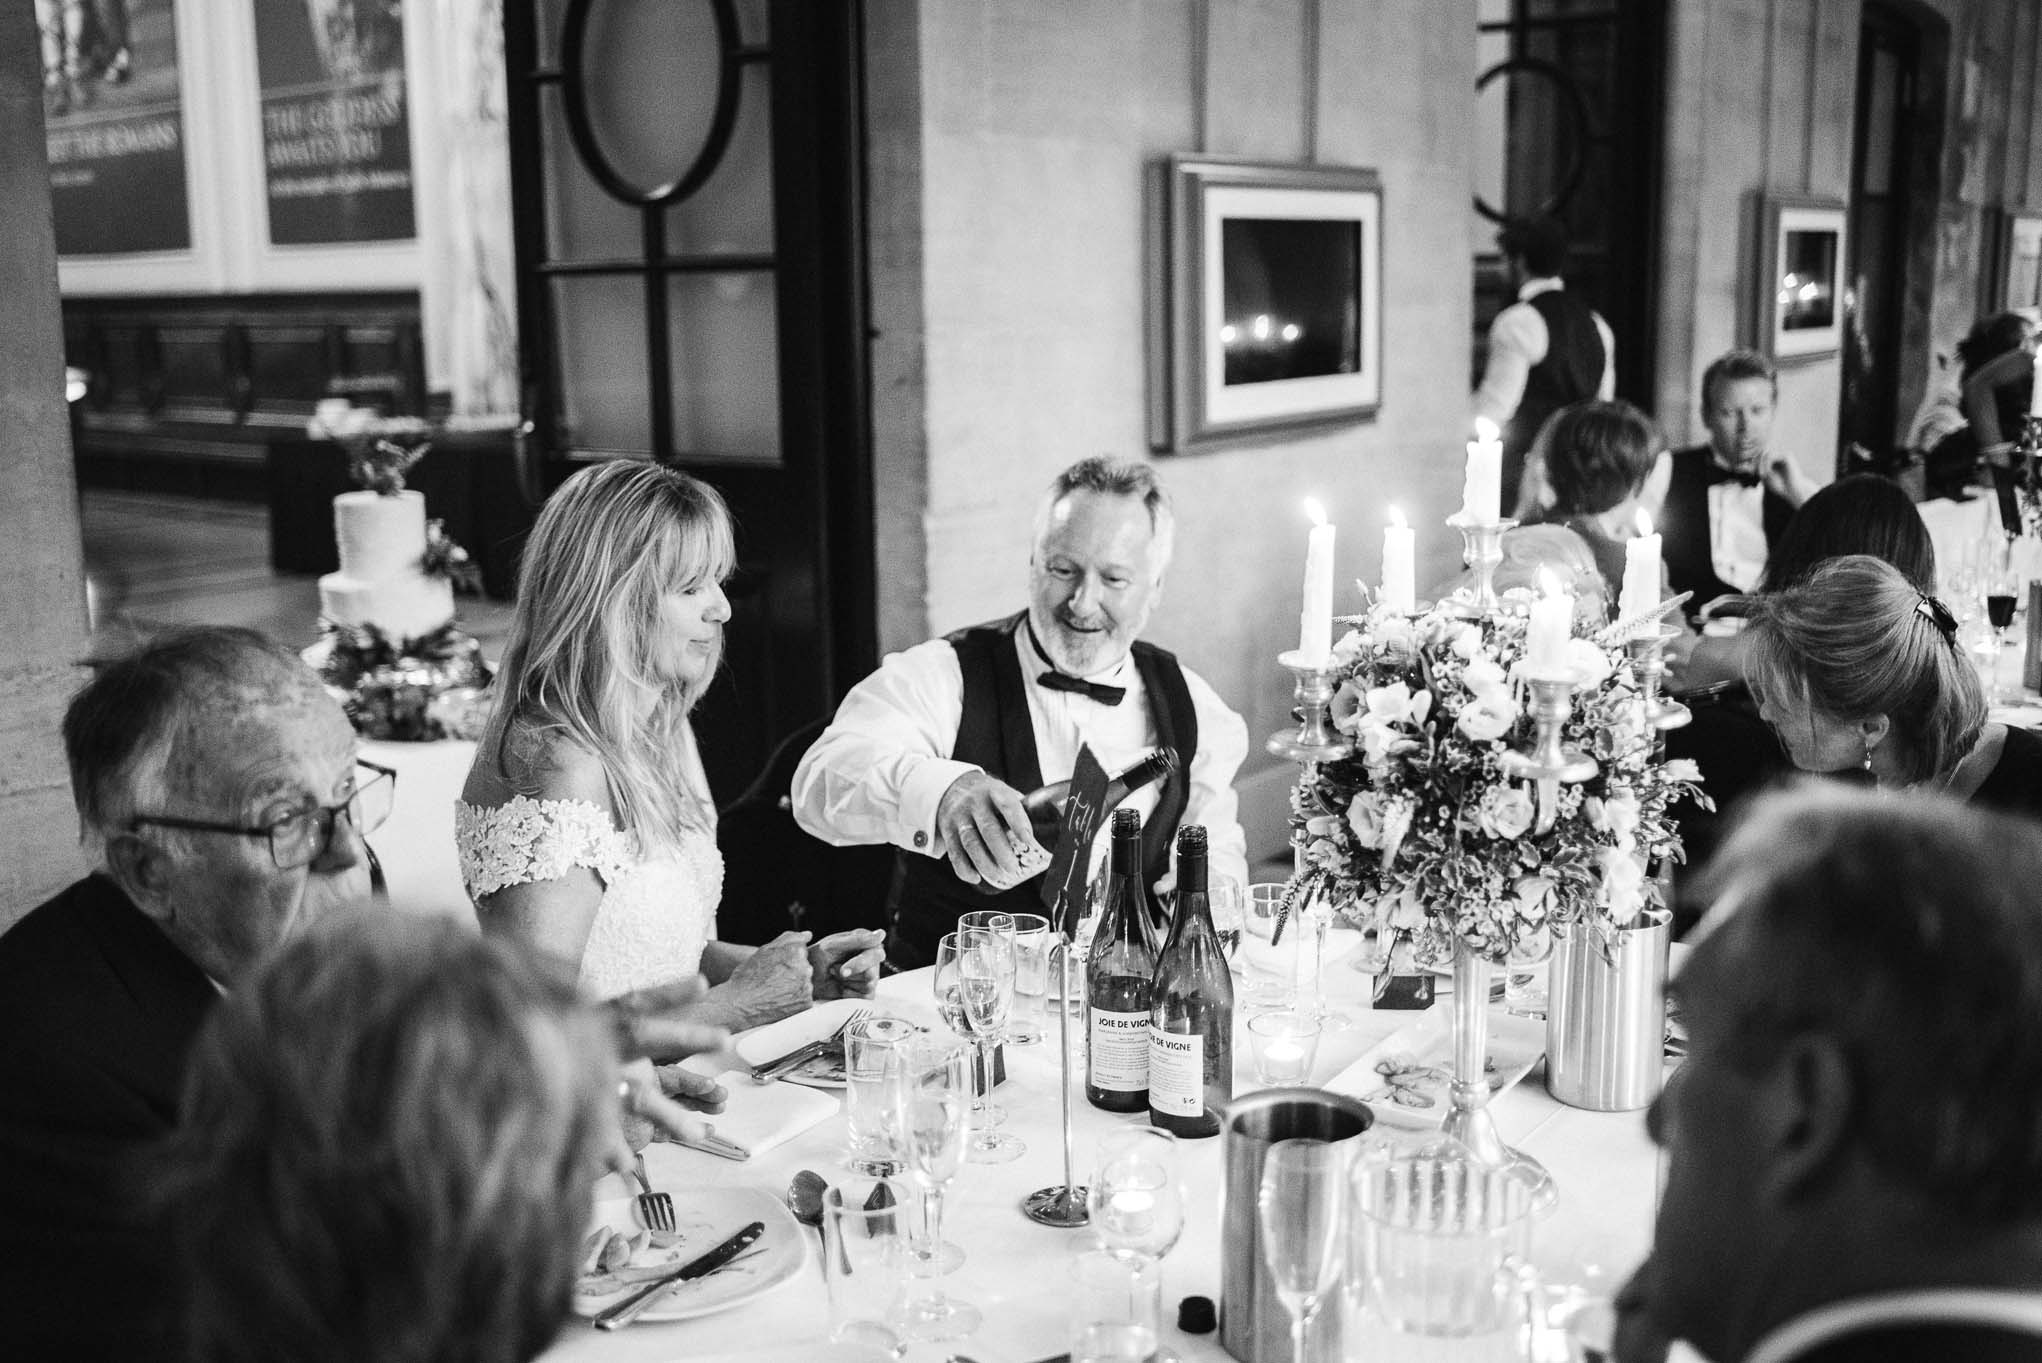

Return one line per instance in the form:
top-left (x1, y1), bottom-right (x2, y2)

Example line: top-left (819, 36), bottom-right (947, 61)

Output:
top-left (456, 463), bottom-right (884, 1029)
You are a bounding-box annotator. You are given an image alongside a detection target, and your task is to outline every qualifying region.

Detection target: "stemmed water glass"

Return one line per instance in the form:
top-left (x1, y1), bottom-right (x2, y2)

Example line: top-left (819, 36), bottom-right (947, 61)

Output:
top-left (1257, 1139), bottom-right (1347, 1363)
top-left (891, 1036), bottom-right (981, 1338)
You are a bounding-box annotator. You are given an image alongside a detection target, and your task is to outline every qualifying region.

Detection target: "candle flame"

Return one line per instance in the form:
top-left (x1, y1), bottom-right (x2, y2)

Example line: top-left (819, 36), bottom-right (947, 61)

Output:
top-left (1388, 505), bottom-right (1407, 529)
top-left (1634, 509), bottom-right (1654, 537)
top-left (1535, 565), bottom-right (1564, 597)
top-left (1304, 497), bottom-right (1327, 527)
top-left (1473, 415), bottom-right (1500, 443)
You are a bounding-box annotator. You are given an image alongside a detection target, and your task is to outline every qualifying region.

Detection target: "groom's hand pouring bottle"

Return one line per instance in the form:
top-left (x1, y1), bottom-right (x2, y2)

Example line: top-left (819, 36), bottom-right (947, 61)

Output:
top-left (1086, 808), bottom-right (1156, 1113)
top-left (1147, 825), bottom-right (1233, 1138)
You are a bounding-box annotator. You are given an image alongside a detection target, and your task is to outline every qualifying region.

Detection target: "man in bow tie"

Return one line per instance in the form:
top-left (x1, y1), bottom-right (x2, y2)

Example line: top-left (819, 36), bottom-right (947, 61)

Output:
top-left (1660, 349), bottom-right (1823, 610)
top-left (792, 457), bottom-right (1248, 970)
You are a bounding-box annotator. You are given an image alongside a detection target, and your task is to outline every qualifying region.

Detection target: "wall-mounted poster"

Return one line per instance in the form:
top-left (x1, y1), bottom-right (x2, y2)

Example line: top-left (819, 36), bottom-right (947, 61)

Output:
top-left (254, 0), bottom-right (416, 245)
top-left (39, 0), bottom-right (192, 255)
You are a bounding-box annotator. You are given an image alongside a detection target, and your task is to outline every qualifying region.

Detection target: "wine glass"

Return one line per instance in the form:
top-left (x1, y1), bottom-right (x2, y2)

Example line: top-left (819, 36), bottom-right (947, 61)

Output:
top-left (1208, 874), bottom-right (1245, 975)
top-left (1257, 1139), bottom-right (1347, 1363)
top-left (955, 922), bottom-right (1025, 1163)
top-left (1298, 900), bottom-right (1355, 1032)
top-left (891, 1036), bottom-right (981, 1338)
top-left (1087, 1127), bottom-right (1186, 1262)
top-left (1987, 563), bottom-right (2021, 702)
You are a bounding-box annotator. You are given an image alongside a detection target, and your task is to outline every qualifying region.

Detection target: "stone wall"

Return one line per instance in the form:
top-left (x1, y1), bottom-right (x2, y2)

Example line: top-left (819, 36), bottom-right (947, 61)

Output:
top-left (1, 10), bottom-right (90, 929)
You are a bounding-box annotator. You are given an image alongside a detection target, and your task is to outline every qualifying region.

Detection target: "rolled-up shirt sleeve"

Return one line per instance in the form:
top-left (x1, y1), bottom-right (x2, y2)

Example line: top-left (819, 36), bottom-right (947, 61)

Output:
top-left (1181, 667), bottom-right (1251, 893)
top-left (791, 639), bottom-right (976, 857)
top-left (1472, 301), bottom-right (1543, 429)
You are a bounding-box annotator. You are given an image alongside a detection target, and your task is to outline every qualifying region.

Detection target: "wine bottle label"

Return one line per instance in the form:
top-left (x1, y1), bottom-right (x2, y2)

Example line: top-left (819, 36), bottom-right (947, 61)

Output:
top-left (1147, 1026), bottom-right (1204, 1117)
top-left (1089, 1008), bottom-right (1150, 1091)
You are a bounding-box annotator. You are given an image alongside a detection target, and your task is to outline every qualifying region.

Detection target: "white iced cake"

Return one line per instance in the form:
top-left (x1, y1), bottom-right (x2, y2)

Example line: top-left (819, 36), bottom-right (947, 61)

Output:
top-left (319, 490), bottom-right (455, 644)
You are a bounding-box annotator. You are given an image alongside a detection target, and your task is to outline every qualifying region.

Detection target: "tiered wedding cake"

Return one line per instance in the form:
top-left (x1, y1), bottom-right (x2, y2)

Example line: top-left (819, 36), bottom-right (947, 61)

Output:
top-left (319, 489), bottom-right (455, 645)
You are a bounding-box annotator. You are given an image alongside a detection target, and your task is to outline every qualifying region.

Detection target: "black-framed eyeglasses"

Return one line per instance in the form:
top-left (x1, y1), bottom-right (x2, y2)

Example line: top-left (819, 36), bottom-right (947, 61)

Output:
top-left (129, 761), bottom-right (397, 870)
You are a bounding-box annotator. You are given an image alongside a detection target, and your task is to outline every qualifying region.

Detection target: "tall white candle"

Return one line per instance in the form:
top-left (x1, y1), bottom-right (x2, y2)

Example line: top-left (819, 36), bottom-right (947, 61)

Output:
top-left (1381, 507), bottom-right (1416, 614)
top-left (1299, 498), bottom-right (1336, 662)
top-left (1619, 510), bottom-right (1662, 622)
top-left (1526, 567), bottom-right (1571, 672)
top-left (2029, 350), bottom-right (2042, 418)
top-left (1464, 417), bottom-right (1503, 522)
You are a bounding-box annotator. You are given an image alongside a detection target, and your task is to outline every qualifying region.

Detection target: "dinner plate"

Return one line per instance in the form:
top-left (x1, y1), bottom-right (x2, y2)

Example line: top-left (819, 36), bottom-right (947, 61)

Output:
top-left (732, 998), bottom-right (872, 1090)
top-left (572, 1185), bottom-right (805, 1324)
top-left (1326, 1008), bottom-right (1545, 1128)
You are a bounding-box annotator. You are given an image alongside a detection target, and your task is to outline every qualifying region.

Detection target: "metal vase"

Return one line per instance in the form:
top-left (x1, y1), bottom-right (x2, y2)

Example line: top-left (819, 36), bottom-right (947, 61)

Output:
top-left (1220, 1087), bottom-right (1375, 1363)
top-left (1545, 909), bottom-right (1672, 1111)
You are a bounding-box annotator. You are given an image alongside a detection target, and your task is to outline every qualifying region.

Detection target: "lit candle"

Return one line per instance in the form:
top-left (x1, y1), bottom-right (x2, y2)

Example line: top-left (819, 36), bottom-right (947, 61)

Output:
top-left (1299, 498), bottom-right (1335, 662)
top-left (1464, 417), bottom-right (1503, 522)
top-left (1265, 1040), bottom-right (1303, 1068)
top-left (1619, 510), bottom-right (1662, 622)
top-left (2029, 350), bottom-right (2042, 418)
top-left (1526, 567), bottom-right (1571, 672)
top-left (1381, 507), bottom-right (1415, 614)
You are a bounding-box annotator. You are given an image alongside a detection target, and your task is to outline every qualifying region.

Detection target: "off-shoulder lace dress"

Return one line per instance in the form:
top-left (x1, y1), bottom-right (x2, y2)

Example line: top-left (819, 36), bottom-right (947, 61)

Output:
top-left (454, 797), bottom-right (723, 1000)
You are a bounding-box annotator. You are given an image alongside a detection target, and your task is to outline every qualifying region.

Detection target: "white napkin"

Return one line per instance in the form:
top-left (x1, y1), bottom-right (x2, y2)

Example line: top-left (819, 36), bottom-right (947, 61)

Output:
top-left (664, 1080), bottom-right (837, 1159)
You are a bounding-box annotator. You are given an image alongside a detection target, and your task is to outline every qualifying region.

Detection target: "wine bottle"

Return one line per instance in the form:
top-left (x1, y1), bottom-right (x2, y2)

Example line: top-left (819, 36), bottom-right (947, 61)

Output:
top-left (1147, 825), bottom-right (1233, 1138)
top-left (1086, 808), bottom-right (1157, 1112)
top-left (1021, 747), bottom-right (1178, 848)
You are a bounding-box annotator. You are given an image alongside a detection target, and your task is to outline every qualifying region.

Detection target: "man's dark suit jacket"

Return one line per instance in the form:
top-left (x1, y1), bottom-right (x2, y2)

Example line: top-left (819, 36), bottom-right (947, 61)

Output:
top-left (1788, 1320), bottom-right (2042, 1362)
top-left (0, 874), bottom-right (217, 1360)
top-left (1659, 443), bottom-right (1796, 609)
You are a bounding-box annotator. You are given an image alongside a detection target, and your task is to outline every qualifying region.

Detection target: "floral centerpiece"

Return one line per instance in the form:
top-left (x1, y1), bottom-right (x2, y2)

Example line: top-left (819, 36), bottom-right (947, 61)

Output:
top-left (1284, 592), bottom-right (1707, 968)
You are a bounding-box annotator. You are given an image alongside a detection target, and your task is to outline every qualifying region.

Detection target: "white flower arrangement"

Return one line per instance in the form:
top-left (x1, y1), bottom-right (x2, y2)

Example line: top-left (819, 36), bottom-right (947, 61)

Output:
top-left (1287, 591), bottom-right (1708, 966)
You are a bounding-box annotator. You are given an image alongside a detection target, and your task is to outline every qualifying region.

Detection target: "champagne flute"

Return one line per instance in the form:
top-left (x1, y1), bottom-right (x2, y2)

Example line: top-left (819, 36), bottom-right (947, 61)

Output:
top-left (892, 1036), bottom-right (981, 1338)
top-left (956, 922), bottom-right (1025, 1163)
top-left (1208, 874), bottom-right (1245, 975)
top-left (956, 911), bottom-right (1018, 1121)
top-left (1257, 1139), bottom-right (1347, 1363)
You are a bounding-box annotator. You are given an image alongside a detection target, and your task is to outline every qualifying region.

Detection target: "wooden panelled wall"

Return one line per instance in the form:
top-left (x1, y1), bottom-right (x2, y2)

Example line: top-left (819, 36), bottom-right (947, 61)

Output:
top-left (1658, 0), bottom-right (2042, 468)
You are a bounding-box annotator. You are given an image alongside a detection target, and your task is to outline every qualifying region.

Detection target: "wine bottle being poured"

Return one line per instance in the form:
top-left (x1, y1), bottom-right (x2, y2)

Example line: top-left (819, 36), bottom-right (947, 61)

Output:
top-left (1020, 747), bottom-right (1178, 846)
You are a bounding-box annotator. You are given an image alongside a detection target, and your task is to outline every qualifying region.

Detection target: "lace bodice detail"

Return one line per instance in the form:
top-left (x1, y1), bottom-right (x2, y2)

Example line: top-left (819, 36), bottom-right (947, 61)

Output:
top-left (455, 795), bottom-right (722, 1000)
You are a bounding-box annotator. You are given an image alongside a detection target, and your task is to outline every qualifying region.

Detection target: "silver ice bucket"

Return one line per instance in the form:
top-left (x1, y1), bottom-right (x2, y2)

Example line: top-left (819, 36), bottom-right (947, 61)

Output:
top-left (1220, 1087), bottom-right (1375, 1362)
top-left (1545, 908), bottom-right (1671, 1111)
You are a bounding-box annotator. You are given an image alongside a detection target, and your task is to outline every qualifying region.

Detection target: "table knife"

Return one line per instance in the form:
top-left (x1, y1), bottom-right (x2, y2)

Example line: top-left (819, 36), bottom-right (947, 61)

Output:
top-left (592, 1219), bottom-right (766, 1330)
top-left (749, 1038), bottom-right (829, 1083)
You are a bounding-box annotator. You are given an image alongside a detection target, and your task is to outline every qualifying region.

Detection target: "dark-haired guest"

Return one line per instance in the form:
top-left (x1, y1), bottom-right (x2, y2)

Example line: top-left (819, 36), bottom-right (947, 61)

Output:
top-left (1746, 555), bottom-right (2042, 814)
top-left (1618, 786), bottom-right (2042, 1362)
top-left (161, 913), bottom-right (619, 1363)
top-left (1519, 398), bottom-right (1662, 599)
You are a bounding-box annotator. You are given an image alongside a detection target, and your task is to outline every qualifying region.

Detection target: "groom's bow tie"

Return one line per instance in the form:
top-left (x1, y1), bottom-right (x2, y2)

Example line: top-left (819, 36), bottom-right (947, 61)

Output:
top-left (1036, 672), bottom-right (1126, 706)
top-left (1709, 461), bottom-right (1762, 489)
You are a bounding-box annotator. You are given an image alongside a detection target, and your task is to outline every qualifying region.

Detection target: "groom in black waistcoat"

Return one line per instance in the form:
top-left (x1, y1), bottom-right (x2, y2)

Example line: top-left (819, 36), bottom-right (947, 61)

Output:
top-left (792, 457), bottom-right (1249, 971)
top-left (1660, 349), bottom-right (1818, 610)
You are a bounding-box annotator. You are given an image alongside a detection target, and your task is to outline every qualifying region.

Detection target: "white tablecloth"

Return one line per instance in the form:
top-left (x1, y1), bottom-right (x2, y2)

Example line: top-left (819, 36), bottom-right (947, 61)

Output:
top-left (539, 949), bottom-right (1664, 1363)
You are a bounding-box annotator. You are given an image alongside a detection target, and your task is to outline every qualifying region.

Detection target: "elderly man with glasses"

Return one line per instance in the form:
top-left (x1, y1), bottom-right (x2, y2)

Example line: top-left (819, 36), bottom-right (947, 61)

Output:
top-left (0, 626), bottom-right (383, 1360)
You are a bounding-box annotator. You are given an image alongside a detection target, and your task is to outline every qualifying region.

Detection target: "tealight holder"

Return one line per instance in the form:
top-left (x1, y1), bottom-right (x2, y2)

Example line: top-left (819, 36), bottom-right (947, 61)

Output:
top-left (1444, 514), bottom-right (1519, 619)
top-left (1266, 649), bottom-right (1354, 764)
top-left (1247, 1009), bottom-right (1323, 1086)
top-left (1624, 626), bottom-right (1692, 733)
top-left (1498, 668), bottom-right (1599, 833)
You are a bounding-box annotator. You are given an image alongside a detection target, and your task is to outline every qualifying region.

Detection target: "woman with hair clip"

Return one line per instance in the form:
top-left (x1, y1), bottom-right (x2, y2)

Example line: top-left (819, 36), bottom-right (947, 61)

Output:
top-left (1744, 554), bottom-right (2042, 813)
top-left (457, 461), bottom-right (882, 1025)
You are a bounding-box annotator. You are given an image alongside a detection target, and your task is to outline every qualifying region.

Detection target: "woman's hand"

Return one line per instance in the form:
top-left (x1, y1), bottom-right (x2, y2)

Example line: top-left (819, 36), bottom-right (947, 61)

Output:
top-left (809, 929), bottom-right (886, 998)
top-left (709, 931), bottom-right (815, 1029)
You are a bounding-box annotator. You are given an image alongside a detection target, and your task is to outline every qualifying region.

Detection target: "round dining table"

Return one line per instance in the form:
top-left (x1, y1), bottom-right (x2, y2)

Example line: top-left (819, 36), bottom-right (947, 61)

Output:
top-left (537, 944), bottom-right (1668, 1363)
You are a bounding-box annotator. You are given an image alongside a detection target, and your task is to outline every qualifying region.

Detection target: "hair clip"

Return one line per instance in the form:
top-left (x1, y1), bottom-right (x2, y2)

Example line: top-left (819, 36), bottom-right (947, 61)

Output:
top-left (1916, 594), bottom-right (1958, 642)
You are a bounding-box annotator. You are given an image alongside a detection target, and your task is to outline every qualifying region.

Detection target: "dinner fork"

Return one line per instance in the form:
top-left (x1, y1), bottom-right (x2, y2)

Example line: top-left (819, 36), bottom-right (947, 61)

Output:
top-left (750, 1006), bottom-right (874, 1083)
top-left (630, 1151), bottom-right (676, 1233)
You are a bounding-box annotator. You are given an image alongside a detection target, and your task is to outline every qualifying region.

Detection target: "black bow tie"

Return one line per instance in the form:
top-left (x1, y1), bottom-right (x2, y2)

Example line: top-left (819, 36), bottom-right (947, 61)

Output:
top-left (1036, 672), bottom-right (1126, 706)
top-left (1709, 462), bottom-right (1762, 489)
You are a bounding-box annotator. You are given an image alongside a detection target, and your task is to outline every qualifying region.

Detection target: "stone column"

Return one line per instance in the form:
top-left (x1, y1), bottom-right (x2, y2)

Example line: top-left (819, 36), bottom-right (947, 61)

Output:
top-left (0, 6), bottom-right (90, 930)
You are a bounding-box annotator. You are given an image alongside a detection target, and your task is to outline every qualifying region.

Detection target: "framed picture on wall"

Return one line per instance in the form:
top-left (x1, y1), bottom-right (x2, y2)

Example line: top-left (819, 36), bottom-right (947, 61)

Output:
top-left (1756, 195), bottom-right (1848, 362)
top-left (1148, 156), bottom-right (1383, 451)
top-left (2002, 212), bottom-right (2042, 312)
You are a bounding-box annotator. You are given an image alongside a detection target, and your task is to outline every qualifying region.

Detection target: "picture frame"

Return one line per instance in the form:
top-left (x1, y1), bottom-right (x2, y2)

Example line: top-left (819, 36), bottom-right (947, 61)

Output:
top-left (1148, 156), bottom-right (1382, 451)
top-left (2002, 211), bottom-right (2042, 312)
top-left (1756, 194), bottom-right (1848, 362)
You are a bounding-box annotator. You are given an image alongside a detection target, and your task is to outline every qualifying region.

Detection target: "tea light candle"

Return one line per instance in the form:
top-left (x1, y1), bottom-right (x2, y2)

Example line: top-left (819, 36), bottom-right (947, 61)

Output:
top-left (1619, 510), bottom-right (1661, 622)
top-left (1463, 417), bottom-right (1504, 522)
top-left (1381, 506), bottom-right (1415, 614)
top-left (1299, 498), bottom-right (1335, 663)
top-left (1526, 567), bottom-right (1571, 672)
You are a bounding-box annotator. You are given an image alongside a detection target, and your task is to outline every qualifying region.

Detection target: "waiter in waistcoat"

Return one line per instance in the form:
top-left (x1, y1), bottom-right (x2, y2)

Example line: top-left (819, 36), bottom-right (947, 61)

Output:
top-left (791, 457), bottom-right (1249, 972)
top-left (1474, 215), bottom-right (1616, 515)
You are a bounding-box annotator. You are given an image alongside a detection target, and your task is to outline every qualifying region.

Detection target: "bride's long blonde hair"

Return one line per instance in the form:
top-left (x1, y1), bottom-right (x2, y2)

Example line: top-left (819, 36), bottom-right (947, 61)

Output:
top-left (493, 461), bottom-right (735, 849)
